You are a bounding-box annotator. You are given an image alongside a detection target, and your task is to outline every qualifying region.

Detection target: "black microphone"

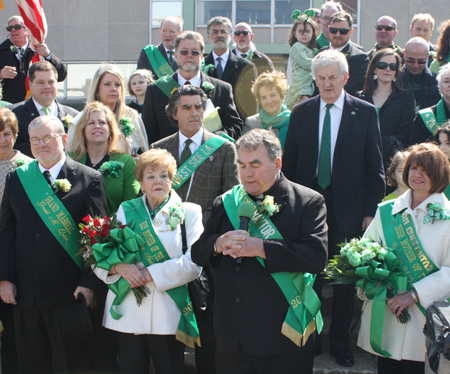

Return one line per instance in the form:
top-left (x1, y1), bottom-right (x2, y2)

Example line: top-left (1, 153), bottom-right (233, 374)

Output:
top-left (237, 202), bottom-right (255, 263)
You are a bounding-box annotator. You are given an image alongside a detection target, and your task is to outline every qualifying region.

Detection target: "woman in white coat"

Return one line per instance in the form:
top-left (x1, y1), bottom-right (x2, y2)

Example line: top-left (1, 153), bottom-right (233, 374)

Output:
top-left (358, 143), bottom-right (450, 374)
top-left (95, 148), bottom-right (203, 374)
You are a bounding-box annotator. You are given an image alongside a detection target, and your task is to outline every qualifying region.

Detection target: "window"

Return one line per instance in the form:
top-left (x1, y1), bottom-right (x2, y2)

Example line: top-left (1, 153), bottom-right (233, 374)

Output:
top-left (152, 1), bottom-right (183, 26)
top-left (196, 0), bottom-right (232, 25)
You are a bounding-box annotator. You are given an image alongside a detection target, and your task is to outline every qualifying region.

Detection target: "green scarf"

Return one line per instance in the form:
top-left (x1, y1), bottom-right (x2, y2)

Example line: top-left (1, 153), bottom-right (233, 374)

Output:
top-left (317, 32), bottom-right (329, 49)
top-left (436, 96), bottom-right (449, 125)
top-left (259, 104), bottom-right (290, 149)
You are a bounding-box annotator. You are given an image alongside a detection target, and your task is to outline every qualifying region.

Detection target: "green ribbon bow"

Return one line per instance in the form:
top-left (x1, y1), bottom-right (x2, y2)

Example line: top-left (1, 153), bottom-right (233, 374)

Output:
top-left (424, 203), bottom-right (450, 224)
top-left (120, 117), bottom-right (136, 137)
top-left (355, 249), bottom-right (408, 358)
top-left (92, 227), bottom-right (146, 320)
top-left (99, 161), bottom-right (124, 178)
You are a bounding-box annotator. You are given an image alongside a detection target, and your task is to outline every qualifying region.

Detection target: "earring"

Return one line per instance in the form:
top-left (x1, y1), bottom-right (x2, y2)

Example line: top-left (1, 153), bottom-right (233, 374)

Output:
top-left (392, 77), bottom-right (396, 82)
top-left (373, 74), bottom-right (377, 80)
top-left (96, 94), bottom-right (100, 101)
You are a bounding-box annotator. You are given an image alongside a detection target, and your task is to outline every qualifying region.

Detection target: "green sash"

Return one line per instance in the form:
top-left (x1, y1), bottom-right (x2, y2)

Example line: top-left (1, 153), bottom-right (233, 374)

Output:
top-left (143, 45), bottom-right (174, 79)
top-left (122, 198), bottom-right (200, 348)
top-left (16, 160), bottom-right (83, 270)
top-left (379, 200), bottom-right (440, 317)
top-left (419, 108), bottom-right (440, 135)
top-left (222, 185), bottom-right (323, 347)
top-left (154, 74), bottom-right (180, 99)
top-left (172, 134), bottom-right (233, 191)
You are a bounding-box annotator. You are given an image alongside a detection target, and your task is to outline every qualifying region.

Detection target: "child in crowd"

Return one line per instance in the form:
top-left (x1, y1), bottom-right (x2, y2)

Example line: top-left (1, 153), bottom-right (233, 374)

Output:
top-left (382, 150), bottom-right (410, 201)
top-left (435, 122), bottom-right (450, 199)
top-left (127, 69), bottom-right (153, 115)
top-left (284, 10), bottom-right (318, 109)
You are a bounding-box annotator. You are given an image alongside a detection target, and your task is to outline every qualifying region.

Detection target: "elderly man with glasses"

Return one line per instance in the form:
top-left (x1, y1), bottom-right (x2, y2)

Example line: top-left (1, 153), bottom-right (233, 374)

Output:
top-left (0, 15), bottom-right (66, 104)
top-left (318, 12), bottom-right (369, 95)
top-left (368, 16), bottom-right (405, 63)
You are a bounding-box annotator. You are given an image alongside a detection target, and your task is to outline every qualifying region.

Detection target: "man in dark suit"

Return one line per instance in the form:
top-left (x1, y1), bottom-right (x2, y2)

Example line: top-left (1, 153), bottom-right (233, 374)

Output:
top-left (142, 31), bottom-right (242, 145)
top-left (367, 16), bottom-right (405, 63)
top-left (12, 61), bottom-right (79, 158)
top-left (153, 85), bottom-right (240, 373)
top-left (320, 12), bottom-right (369, 96)
top-left (137, 16), bottom-right (183, 80)
top-left (0, 15), bottom-right (67, 104)
top-left (283, 50), bottom-right (385, 367)
top-left (0, 115), bottom-right (107, 373)
top-left (204, 16), bottom-right (258, 122)
top-left (192, 129), bottom-right (328, 374)
top-left (232, 22), bottom-right (274, 77)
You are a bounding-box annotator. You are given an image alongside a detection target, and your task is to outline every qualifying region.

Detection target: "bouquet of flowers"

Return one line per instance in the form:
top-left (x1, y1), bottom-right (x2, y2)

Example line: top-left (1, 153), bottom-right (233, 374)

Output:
top-left (78, 215), bottom-right (150, 306)
top-left (324, 238), bottom-right (410, 324)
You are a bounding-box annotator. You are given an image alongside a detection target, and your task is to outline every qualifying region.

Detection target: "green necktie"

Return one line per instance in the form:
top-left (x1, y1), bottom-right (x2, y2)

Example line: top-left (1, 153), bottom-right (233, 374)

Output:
top-left (42, 107), bottom-right (50, 115)
top-left (168, 51), bottom-right (175, 67)
top-left (43, 170), bottom-right (52, 186)
top-left (241, 53), bottom-right (247, 59)
top-left (180, 139), bottom-right (193, 201)
top-left (317, 104), bottom-right (333, 190)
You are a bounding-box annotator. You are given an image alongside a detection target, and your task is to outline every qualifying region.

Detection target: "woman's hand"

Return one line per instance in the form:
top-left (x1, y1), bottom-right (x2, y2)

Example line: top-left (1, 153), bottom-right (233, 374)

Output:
top-left (139, 267), bottom-right (153, 283)
top-left (115, 263), bottom-right (148, 288)
top-left (387, 291), bottom-right (416, 318)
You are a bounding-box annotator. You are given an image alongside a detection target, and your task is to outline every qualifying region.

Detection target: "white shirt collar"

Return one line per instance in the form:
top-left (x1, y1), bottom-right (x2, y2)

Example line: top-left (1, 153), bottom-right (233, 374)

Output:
top-left (320, 90), bottom-right (345, 110)
top-left (234, 47), bottom-right (254, 58)
top-left (177, 71), bottom-right (201, 87)
top-left (33, 98), bottom-right (58, 117)
top-left (38, 153), bottom-right (67, 183)
top-left (163, 45), bottom-right (175, 54)
top-left (13, 41), bottom-right (28, 50)
top-left (392, 190), bottom-right (447, 216)
top-left (329, 40), bottom-right (350, 52)
top-left (179, 127), bottom-right (204, 149)
top-left (212, 49), bottom-right (230, 63)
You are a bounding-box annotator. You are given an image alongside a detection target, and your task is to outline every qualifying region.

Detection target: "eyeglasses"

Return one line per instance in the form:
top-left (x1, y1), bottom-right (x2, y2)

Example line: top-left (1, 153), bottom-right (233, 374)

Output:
top-left (30, 135), bottom-right (60, 145)
top-left (179, 50), bottom-right (201, 56)
top-left (329, 27), bottom-right (351, 35)
top-left (405, 58), bottom-right (427, 65)
top-left (234, 30), bottom-right (251, 36)
top-left (375, 25), bottom-right (396, 31)
top-left (6, 24), bottom-right (24, 32)
top-left (376, 62), bottom-right (398, 71)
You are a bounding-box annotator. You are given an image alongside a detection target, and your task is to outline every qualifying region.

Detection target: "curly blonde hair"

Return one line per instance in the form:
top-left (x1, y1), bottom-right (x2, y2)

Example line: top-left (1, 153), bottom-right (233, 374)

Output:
top-left (134, 148), bottom-right (177, 182)
top-left (251, 71), bottom-right (288, 104)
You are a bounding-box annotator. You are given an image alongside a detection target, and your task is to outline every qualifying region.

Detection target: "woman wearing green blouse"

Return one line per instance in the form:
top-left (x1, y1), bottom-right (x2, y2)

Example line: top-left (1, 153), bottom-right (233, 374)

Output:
top-left (68, 101), bottom-right (140, 215)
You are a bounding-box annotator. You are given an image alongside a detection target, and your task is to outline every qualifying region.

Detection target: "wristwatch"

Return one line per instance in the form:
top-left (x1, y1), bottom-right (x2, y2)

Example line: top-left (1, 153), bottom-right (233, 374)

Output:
top-left (213, 244), bottom-right (219, 255)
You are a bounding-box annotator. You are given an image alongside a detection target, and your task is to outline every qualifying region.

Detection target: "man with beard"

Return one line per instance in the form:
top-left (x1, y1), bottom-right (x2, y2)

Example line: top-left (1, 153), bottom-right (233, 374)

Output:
top-left (204, 16), bottom-right (258, 122)
top-left (137, 16), bottom-right (183, 80)
top-left (232, 23), bottom-right (274, 77)
top-left (142, 31), bottom-right (242, 145)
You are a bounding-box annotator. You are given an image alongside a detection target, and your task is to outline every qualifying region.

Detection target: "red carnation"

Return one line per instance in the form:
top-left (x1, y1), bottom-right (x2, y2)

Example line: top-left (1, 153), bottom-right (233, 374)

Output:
top-left (82, 215), bottom-right (93, 224)
top-left (83, 226), bottom-right (93, 235)
top-left (100, 224), bottom-right (110, 237)
top-left (93, 218), bottom-right (102, 228)
top-left (103, 216), bottom-right (112, 223)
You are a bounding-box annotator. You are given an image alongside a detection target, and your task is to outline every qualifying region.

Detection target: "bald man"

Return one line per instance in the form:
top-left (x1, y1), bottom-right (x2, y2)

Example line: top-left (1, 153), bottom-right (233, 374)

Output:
top-left (368, 16), bottom-right (404, 63)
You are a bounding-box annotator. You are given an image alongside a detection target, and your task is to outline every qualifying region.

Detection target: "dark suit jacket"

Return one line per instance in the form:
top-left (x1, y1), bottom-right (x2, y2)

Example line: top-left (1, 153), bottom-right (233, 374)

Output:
top-left (142, 72), bottom-right (243, 145)
top-left (0, 156), bottom-right (107, 308)
top-left (282, 93), bottom-right (385, 234)
top-left (319, 43), bottom-right (369, 96)
top-left (12, 99), bottom-right (79, 157)
top-left (137, 43), bottom-right (178, 80)
top-left (0, 39), bottom-right (67, 104)
top-left (151, 129), bottom-right (240, 223)
top-left (411, 102), bottom-right (450, 145)
top-left (204, 51), bottom-right (258, 121)
top-left (401, 66), bottom-right (441, 111)
top-left (191, 174), bottom-right (328, 355)
top-left (231, 48), bottom-right (274, 77)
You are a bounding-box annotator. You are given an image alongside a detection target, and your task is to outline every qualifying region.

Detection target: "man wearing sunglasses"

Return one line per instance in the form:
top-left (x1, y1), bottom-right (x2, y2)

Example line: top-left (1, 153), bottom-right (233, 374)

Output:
top-left (142, 31), bottom-right (243, 145)
top-left (402, 37), bottom-right (441, 116)
top-left (319, 12), bottom-right (369, 96)
top-left (0, 16), bottom-right (67, 104)
top-left (231, 23), bottom-right (274, 77)
top-left (367, 16), bottom-right (405, 64)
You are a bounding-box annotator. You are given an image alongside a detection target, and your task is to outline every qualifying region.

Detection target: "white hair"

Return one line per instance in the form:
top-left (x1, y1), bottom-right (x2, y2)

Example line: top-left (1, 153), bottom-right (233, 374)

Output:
top-left (7, 16), bottom-right (24, 26)
top-left (28, 115), bottom-right (65, 135)
top-left (437, 64), bottom-right (450, 90)
top-left (312, 50), bottom-right (349, 77)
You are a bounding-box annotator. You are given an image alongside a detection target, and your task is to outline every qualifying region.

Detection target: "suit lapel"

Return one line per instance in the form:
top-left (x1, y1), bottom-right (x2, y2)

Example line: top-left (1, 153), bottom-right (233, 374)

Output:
top-left (306, 97), bottom-right (320, 161)
top-left (222, 52), bottom-right (239, 81)
top-left (200, 72), bottom-right (215, 100)
top-left (335, 93), bottom-right (358, 152)
top-left (56, 101), bottom-right (67, 120)
top-left (166, 133), bottom-right (180, 167)
top-left (55, 156), bottom-right (77, 198)
top-left (204, 54), bottom-right (217, 78)
top-left (24, 98), bottom-right (39, 123)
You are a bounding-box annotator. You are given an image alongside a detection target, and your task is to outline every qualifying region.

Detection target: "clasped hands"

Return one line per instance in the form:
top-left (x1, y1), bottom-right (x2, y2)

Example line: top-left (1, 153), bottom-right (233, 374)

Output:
top-left (386, 287), bottom-right (417, 318)
top-left (215, 230), bottom-right (266, 259)
top-left (111, 263), bottom-right (152, 288)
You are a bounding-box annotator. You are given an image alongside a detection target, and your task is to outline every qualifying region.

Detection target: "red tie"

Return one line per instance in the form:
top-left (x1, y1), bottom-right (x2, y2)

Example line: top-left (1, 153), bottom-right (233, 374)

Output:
top-left (184, 81), bottom-right (191, 85)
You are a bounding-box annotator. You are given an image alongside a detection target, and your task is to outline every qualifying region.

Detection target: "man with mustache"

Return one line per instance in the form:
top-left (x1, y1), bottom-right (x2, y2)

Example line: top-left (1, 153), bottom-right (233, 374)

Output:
top-left (137, 16), bottom-right (183, 80)
top-left (204, 16), bottom-right (258, 122)
top-left (231, 22), bottom-right (274, 77)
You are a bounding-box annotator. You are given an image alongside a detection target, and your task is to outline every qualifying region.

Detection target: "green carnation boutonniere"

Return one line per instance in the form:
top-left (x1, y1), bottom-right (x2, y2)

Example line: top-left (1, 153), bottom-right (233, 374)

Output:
top-left (120, 117), bottom-right (136, 137)
top-left (247, 50), bottom-right (254, 62)
top-left (256, 195), bottom-right (281, 217)
top-left (61, 114), bottom-right (73, 129)
top-left (424, 203), bottom-right (450, 224)
top-left (13, 158), bottom-right (28, 168)
top-left (203, 64), bottom-right (216, 77)
top-left (53, 179), bottom-right (72, 193)
top-left (99, 161), bottom-right (124, 178)
top-left (312, 48), bottom-right (319, 55)
top-left (202, 82), bottom-right (215, 92)
top-left (10, 45), bottom-right (17, 54)
top-left (167, 203), bottom-right (185, 231)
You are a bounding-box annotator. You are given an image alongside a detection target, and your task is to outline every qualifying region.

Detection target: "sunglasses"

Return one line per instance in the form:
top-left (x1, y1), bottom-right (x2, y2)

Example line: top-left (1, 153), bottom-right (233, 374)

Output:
top-left (376, 62), bottom-right (398, 70)
top-left (234, 30), bottom-right (251, 36)
top-left (375, 25), bottom-right (396, 31)
top-left (405, 58), bottom-right (427, 65)
top-left (179, 50), bottom-right (201, 56)
top-left (329, 27), bottom-right (351, 35)
top-left (6, 24), bottom-right (24, 32)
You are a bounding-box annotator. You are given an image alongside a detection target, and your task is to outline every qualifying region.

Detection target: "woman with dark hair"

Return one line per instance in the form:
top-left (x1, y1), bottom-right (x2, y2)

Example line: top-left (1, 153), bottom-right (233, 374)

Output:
top-left (430, 19), bottom-right (450, 74)
top-left (358, 143), bottom-right (450, 374)
top-left (356, 49), bottom-right (416, 169)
